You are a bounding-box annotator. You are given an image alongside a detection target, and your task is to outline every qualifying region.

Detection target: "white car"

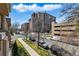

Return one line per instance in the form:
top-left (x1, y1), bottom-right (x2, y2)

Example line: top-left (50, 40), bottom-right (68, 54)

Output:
top-left (51, 36), bottom-right (61, 40)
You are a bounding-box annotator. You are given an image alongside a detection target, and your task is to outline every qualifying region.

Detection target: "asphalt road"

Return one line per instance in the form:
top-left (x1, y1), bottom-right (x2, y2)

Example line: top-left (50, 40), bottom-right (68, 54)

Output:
top-left (11, 34), bottom-right (53, 47)
top-left (11, 33), bottom-right (25, 42)
top-left (31, 37), bottom-right (53, 48)
top-left (43, 39), bottom-right (53, 47)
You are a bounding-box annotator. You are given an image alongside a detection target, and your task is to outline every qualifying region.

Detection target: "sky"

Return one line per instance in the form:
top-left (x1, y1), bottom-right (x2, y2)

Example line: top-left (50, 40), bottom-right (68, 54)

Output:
top-left (9, 3), bottom-right (66, 28)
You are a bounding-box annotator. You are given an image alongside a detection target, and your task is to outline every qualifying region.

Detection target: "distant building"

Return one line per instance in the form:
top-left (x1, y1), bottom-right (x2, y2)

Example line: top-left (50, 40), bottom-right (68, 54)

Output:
top-left (21, 23), bottom-right (26, 33)
top-left (31, 12), bottom-right (56, 33)
top-left (28, 18), bottom-right (33, 33)
top-left (21, 22), bottom-right (29, 34)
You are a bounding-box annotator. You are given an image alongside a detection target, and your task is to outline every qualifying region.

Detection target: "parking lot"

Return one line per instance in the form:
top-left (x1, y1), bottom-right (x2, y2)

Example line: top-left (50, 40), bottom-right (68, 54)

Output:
top-left (29, 36), bottom-right (73, 56)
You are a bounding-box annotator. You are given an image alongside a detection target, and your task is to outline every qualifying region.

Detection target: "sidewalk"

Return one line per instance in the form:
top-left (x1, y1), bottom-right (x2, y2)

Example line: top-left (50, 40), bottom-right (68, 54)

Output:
top-left (18, 38), bottom-right (40, 56)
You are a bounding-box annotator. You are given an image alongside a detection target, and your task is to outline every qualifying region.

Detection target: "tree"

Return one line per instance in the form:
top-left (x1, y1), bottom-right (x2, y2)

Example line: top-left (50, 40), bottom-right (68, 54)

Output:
top-left (35, 16), bottom-right (42, 48)
top-left (32, 13), bottom-right (43, 48)
top-left (11, 22), bottom-right (19, 33)
top-left (12, 41), bottom-right (18, 56)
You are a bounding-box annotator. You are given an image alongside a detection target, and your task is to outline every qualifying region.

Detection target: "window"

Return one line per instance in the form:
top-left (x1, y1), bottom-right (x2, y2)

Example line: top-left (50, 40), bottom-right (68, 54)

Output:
top-left (54, 30), bottom-right (60, 31)
top-left (54, 26), bottom-right (60, 27)
top-left (54, 34), bottom-right (60, 36)
top-left (33, 13), bottom-right (36, 17)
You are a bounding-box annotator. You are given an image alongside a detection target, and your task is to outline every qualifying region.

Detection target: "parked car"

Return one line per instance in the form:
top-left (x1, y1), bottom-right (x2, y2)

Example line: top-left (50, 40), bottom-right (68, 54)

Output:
top-left (38, 40), bottom-right (49, 49)
top-left (41, 43), bottom-right (49, 49)
top-left (50, 45), bottom-right (72, 56)
top-left (31, 38), bottom-right (36, 42)
top-left (38, 40), bottom-right (45, 44)
top-left (29, 37), bottom-right (36, 42)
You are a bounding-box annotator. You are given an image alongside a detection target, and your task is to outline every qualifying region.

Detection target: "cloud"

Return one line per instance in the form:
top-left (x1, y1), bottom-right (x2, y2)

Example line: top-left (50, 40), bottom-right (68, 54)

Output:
top-left (13, 4), bottom-right (62, 12)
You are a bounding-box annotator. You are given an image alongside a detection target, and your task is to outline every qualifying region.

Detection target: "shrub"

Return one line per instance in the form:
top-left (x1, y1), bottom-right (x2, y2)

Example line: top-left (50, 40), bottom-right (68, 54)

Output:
top-left (12, 39), bottom-right (30, 56)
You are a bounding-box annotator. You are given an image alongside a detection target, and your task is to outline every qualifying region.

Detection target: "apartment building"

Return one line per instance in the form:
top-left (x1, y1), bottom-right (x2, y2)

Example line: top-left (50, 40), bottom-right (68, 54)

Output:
top-left (0, 3), bottom-right (11, 56)
top-left (28, 18), bottom-right (33, 33)
top-left (21, 23), bottom-right (26, 33)
top-left (26, 12), bottom-right (56, 39)
top-left (21, 23), bottom-right (29, 34)
top-left (51, 18), bottom-right (79, 45)
top-left (31, 12), bottom-right (56, 33)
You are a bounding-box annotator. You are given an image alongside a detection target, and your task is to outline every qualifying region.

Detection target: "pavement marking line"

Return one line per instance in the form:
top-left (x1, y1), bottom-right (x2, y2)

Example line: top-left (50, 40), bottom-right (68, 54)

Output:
top-left (18, 38), bottom-right (40, 56)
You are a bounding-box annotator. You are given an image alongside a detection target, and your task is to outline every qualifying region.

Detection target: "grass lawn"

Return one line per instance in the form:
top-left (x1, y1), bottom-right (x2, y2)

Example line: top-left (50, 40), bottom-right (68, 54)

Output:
top-left (15, 39), bottom-right (30, 56)
top-left (24, 39), bottom-right (55, 56)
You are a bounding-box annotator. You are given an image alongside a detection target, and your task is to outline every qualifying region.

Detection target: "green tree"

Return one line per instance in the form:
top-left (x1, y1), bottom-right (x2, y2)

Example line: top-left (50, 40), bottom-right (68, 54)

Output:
top-left (12, 41), bottom-right (18, 56)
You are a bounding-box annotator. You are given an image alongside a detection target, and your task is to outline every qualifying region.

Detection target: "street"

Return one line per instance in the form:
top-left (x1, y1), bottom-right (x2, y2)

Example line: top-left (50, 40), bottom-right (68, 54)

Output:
top-left (11, 33), bottom-right (25, 42)
top-left (11, 33), bottom-right (53, 50)
top-left (37, 38), bottom-right (53, 47)
top-left (11, 33), bottom-right (53, 48)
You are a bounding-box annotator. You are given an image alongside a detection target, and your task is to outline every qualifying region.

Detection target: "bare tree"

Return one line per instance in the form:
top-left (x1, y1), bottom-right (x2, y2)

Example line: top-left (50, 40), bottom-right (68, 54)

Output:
top-left (32, 13), bottom-right (43, 48)
top-left (11, 22), bottom-right (19, 34)
top-left (60, 3), bottom-right (79, 42)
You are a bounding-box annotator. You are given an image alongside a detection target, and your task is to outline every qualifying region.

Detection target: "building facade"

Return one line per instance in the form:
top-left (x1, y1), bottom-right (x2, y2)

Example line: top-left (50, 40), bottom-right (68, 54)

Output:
top-left (0, 3), bottom-right (11, 56)
top-left (28, 18), bottom-right (33, 33)
top-left (6, 18), bottom-right (11, 30)
top-left (51, 18), bottom-right (79, 45)
top-left (31, 12), bottom-right (56, 33)
top-left (21, 23), bottom-right (26, 33)
top-left (21, 23), bottom-right (29, 35)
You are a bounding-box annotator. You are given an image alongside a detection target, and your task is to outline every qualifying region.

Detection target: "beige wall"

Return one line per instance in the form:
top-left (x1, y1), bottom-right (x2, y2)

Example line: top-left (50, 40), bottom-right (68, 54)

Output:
top-left (0, 37), bottom-right (9, 56)
top-left (51, 20), bottom-right (78, 44)
top-left (0, 40), bottom-right (3, 56)
top-left (3, 16), bottom-right (8, 31)
top-left (0, 3), bottom-right (11, 56)
top-left (51, 22), bottom-right (55, 36)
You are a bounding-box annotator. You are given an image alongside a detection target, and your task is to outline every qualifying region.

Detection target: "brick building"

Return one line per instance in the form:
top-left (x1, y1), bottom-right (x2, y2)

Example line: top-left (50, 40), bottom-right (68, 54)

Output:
top-left (28, 18), bottom-right (33, 33)
top-left (31, 12), bottom-right (56, 33)
top-left (21, 22), bottom-right (29, 35)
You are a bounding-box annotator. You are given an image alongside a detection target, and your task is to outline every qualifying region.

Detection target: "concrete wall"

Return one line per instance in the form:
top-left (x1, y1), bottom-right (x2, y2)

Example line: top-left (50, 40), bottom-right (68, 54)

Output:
top-left (51, 22), bottom-right (54, 36)
top-left (0, 40), bottom-right (3, 56)
top-left (0, 36), bottom-right (9, 56)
